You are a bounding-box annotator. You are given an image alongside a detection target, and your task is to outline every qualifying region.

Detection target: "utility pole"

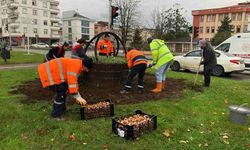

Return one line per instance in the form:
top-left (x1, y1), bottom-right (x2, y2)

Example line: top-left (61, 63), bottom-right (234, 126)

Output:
top-left (109, 0), bottom-right (112, 31)
top-left (190, 33), bottom-right (193, 51)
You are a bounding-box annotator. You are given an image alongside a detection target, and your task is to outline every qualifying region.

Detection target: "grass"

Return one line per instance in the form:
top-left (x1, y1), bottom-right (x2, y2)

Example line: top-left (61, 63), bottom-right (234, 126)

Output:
top-left (0, 51), bottom-right (44, 65)
top-left (0, 69), bottom-right (249, 149)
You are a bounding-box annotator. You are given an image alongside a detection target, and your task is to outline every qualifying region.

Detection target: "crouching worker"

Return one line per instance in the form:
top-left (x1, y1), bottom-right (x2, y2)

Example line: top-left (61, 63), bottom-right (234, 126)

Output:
top-left (120, 48), bottom-right (148, 94)
top-left (38, 58), bottom-right (92, 118)
top-left (147, 38), bottom-right (174, 93)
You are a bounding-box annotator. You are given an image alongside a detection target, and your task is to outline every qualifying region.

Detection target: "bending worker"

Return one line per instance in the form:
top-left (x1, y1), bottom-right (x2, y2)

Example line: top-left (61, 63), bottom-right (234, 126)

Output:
top-left (38, 58), bottom-right (92, 118)
top-left (97, 34), bottom-right (114, 56)
top-left (45, 42), bottom-right (69, 61)
top-left (121, 48), bottom-right (148, 94)
top-left (147, 38), bottom-right (174, 93)
top-left (71, 38), bottom-right (88, 59)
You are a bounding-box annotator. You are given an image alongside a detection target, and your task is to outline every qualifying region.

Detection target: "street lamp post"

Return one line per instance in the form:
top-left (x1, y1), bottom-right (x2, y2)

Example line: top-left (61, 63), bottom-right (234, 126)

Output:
top-left (109, 0), bottom-right (112, 31)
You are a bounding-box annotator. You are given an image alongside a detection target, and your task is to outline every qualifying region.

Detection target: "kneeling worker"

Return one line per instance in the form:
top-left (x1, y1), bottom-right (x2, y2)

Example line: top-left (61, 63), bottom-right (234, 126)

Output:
top-left (38, 58), bottom-right (92, 118)
top-left (121, 48), bottom-right (148, 94)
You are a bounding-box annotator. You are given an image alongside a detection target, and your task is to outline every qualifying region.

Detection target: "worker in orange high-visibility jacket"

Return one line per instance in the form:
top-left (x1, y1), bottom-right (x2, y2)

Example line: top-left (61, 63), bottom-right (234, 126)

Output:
top-left (120, 48), bottom-right (148, 94)
top-left (38, 58), bottom-right (92, 118)
top-left (97, 34), bottom-right (114, 56)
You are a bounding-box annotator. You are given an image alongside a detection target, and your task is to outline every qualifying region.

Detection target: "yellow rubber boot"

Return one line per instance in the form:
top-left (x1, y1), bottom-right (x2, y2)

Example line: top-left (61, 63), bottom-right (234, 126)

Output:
top-left (151, 83), bottom-right (162, 93)
top-left (162, 81), bottom-right (166, 90)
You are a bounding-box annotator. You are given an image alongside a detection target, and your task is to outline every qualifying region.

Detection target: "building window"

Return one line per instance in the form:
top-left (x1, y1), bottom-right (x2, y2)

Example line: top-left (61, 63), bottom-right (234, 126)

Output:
top-left (68, 28), bottom-right (72, 33)
top-left (206, 27), bottom-right (210, 33)
top-left (236, 25), bottom-right (241, 33)
top-left (44, 29), bottom-right (48, 35)
top-left (82, 34), bottom-right (90, 40)
top-left (22, 0), bottom-right (27, 4)
top-left (24, 27), bottom-right (27, 33)
top-left (43, 11), bottom-right (48, 17)
top-left (199, 27), bottom-right (203, 34)
top-left (211, 15), bottom-right (216, 22)
top-left (22, 8), bottom-right (28, 14)
top-left (82, 28), bottom-right (89, 34)
top-left (200, 16), bottom-right (204, 22)
top-left (44, 20), bottom-right (48, 26)
top-left (232, 25), bottom-right (235, 32)
top-left (231, 13), bottom-right (236, 21)
top-left (32, 0), bottom-right (37, 6)
top-left (33, 19), bottom-right (38, 25)
top-left (2, 9), bottom-right (7, 15)
top-left (244, 25), bottom-right (248, 32)
top-left (218, 14), bottom-right (223, 21)
top-left (237, 13), bottom-right (242, 21)
top-left (68, 21), bottom-right (71, 26)
top-left (43, 2), bottom-right (47, 8)
top-left (33, 9), bottom-right (37, 16)
top-left (211, 27), bottom-right (215, 33)
top-left (82, 20), bottom-right (89, 27)
top-left (206, 15), bottom-right (211, 22)
top-left (33, 28), bottom-right (38, 34)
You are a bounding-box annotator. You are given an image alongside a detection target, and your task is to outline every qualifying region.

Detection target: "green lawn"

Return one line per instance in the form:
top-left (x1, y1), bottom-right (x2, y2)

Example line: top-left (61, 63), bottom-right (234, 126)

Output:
top-left (0, 51), bottom-right (44, 65)
top-left (0, 69), bottom-right (249, 150)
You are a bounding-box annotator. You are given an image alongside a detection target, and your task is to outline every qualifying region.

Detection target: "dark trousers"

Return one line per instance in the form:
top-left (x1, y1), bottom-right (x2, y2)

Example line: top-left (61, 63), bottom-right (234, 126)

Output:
top-left (204, 69), bottom-right (212, 87)
top-left (51, 82), bottom-right (68, 118)
top-left (125, 64), bottom-right (147, 91)
top-left (99, 52), bottom-right (112, 56)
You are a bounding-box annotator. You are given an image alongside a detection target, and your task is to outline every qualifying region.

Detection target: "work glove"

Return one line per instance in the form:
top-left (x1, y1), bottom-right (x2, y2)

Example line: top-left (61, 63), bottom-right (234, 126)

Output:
top-left (73, 93), bottom-right (87, 106)
top-left (148, 63), bottom-right (155, 68)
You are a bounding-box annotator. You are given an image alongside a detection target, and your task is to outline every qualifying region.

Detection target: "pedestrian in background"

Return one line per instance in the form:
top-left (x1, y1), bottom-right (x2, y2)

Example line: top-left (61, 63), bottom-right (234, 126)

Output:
top-left (1, 40), bottom-right (10, 63)
top-left (199, 40), bottom-right (217, 87)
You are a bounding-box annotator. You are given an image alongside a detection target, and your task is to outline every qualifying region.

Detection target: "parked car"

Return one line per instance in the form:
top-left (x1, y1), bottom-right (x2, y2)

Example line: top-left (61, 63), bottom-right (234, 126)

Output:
top-left (31, 43), bottom-right (49, 48)
top-left (170, 50), bottom-right (245, 76)
top-left (51, 42), bottom-right (63, 48)
top-left (215, 33), bottom-right (250, 70)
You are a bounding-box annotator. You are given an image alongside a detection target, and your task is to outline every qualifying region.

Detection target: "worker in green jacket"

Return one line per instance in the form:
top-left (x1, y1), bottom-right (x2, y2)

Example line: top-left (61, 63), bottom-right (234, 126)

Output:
top-left (147, 38), bottom-right (174, 93)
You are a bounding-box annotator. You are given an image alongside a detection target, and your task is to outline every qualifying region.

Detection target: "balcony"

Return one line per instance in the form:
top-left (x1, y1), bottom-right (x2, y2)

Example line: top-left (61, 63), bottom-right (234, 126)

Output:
top-left (50, 0), bottom-right (59, 5)
top-left (50, 16), bottom-right (60, 22)
top-left (9, 21), bottom-right (20, 27)
top-left (51, 34), bottom-right (60, 39)
top-left (50, 6), bottom-right (60, 13)
top-left (51, 23), bottom-right (60, 30)
top-left (8, 12), bottom-right (19, 19)
top-left (7, 0), bottom-right (19, 9)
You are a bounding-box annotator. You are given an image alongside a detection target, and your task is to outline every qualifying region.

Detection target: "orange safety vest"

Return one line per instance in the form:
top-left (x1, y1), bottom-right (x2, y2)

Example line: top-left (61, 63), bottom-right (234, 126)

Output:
top-left (97, 39), bottom-right (114, 55)
top-left (38, 58), bottom-right (83, 94)
top-left (126, 49), bottom-right (148, 69)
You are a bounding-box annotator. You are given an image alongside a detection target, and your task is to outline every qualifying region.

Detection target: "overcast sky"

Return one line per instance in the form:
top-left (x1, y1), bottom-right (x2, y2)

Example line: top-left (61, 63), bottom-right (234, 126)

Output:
top-left (59, 0), bottom-right (247, 26)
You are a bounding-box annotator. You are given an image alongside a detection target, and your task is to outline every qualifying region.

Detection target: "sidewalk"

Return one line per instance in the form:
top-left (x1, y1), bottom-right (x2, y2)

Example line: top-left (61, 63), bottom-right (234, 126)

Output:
top-left (0, 63), bottom-right (38, 71)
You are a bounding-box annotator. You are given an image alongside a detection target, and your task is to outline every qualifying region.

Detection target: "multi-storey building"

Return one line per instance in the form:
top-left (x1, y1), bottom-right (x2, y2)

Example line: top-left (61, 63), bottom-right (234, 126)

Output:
top-left (62, 10), bottom-right (95, 43)
top-left (0, 0), bottom-right (61, 45)
top-left (94, 21), bottom-right (108, 35)
top-left (192, 2), bottom-right (250, 41)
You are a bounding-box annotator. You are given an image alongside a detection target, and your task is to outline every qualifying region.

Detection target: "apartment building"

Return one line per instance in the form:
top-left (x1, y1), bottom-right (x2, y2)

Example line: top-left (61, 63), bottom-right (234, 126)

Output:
top-left (192, 2), bottom-right (250, 41)
top-left (94, 21), bottom-right (108, 35)
top-left (0, 0), bottom-right (60, 45)
top-left (62, 10), bottom-right (95, 43)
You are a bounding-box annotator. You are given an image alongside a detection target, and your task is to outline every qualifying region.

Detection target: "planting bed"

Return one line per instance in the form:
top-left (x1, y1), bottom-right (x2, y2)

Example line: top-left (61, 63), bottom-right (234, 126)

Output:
top-left (10, 74), bottom-right (188, 105)
top-left (112, 110), bottom-right (157, 140)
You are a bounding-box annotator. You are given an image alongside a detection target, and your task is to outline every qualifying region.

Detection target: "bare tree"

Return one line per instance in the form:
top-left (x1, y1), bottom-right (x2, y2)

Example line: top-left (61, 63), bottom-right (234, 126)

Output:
top-left (151, 8), bottom-right (165, 39)
top-left (113, 0), bottom-right (141, 46)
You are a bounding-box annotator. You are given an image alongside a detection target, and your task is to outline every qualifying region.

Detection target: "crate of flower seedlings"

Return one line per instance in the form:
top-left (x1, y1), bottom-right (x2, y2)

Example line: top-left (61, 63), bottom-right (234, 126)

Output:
top-left (80, 99), bottom-right (114, 120)
top-left (112, 110), bottom-right (157, 140)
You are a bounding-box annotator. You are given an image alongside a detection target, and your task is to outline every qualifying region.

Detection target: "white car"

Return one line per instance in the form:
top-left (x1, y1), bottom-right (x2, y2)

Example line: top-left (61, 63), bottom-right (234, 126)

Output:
top-left (31, 43), bottom-right (49, 48)
top-left (170, 50), bottom-right (245, 76)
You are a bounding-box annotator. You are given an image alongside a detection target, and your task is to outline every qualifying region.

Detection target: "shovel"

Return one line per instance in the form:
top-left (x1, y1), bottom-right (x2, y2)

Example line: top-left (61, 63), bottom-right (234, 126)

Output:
top-left (193, 57), bottom-right (203, 86)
